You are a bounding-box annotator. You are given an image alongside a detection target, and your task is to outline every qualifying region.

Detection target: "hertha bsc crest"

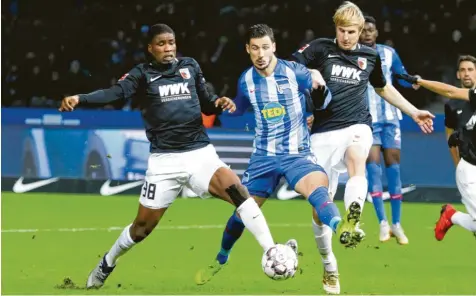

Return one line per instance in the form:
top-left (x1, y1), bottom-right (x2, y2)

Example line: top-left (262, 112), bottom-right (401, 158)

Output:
top-left (357, 57), bottom-right (367, 70)
top-left (179, 68), bottom-right (191, 79)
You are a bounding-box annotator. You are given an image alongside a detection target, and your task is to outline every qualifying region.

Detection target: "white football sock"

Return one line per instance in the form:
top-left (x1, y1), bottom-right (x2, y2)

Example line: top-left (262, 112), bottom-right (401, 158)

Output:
top-left (451, 212), bottom-right (476, 232)
top-left (237, 198), bottom-right (274, 251)
top-left (312, 219), bottom-right (337, 272)
top-left (105, 224), bottom-right (136, 266)
top-left (343, 176), bottom-right (367, 211)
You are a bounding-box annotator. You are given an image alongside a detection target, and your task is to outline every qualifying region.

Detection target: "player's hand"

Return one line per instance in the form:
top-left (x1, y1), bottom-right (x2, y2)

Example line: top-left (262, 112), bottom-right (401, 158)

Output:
top-left (309, 69), bottom-right (326, 89)
top-left (395, 73), bottom-right (420, 85)
top-left (307, 115), bottom-right (314, 130)
top-left (215, 97), bottom-right (236, 113)
top-left (412, 75), bottom-right (421, 90)
top-left (59, 95), bottom-right (80, 112)
top-left (411, 109), bottom-right (435, 134)
top-left (448, 131), bottom-right (461, 148)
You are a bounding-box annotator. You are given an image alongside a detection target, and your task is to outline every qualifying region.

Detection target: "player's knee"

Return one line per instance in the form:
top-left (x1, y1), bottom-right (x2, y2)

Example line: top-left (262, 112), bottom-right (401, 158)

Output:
top-left (225, 184), bottom-right (250, 207)
top-left (130, 221), bottom-right (156, 243)
top-left (383, 149), bottom-right (400, 166)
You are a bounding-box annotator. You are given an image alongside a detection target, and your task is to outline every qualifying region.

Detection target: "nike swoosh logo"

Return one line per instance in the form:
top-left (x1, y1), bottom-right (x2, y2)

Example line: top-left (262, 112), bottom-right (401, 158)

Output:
top-left (13, 177), bottom-right (60, 193)
top-left (277, 183), bottom-right (417, 201)
top-left (100, 180), bottom-right (144, 196)
top-left (366, 185), bottom-right (417, 203)
top-left (277, 185), bottom-right (300, 200)
top-left (150, 75), bottom-right (162, 82)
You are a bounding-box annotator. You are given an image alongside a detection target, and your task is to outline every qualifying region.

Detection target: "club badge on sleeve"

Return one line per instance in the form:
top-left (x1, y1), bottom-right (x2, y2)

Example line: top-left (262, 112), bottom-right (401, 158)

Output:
top-left (179, 68), bottom-right (191, 79)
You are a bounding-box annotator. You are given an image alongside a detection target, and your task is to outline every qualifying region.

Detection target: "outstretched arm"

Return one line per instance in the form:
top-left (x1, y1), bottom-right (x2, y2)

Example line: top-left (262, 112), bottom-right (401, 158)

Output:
top-left (395, 74), bottom-right (473, 101)
top-left (59, 67), bottom-right (142, 111)
top-left (418, 79), bottom-right (470, 101)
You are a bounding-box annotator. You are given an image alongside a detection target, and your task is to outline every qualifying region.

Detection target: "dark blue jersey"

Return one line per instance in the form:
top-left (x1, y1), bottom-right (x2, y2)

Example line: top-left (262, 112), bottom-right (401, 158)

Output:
top-left (292, 38), bottom-right (387, 133)
top-left (79, 57), bottom-right (222, 153)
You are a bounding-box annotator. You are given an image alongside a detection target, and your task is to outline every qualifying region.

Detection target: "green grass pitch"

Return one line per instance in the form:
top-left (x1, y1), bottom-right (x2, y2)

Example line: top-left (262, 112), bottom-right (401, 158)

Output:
top-left (2, 192), bottom-right (475, 295)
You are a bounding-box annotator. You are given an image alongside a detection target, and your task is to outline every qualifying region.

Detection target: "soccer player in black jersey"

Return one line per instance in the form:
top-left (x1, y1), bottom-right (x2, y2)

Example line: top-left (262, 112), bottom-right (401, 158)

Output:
top-left (396, 61), bottom-right (476, 242)
top-left (59, 23), bottom-right (278, 289)
top-left (292, 2), bottom-right (434, 293)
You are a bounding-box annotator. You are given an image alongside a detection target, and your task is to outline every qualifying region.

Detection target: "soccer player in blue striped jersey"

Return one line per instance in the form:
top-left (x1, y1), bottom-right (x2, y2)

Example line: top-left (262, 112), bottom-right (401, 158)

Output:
top-left (195, 24), bottom-right (364, 288)
top-left (360, 15), bottom-right (419, 244)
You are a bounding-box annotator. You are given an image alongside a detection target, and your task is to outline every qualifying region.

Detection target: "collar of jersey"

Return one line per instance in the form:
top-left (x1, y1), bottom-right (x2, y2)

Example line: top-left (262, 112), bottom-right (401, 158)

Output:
top-left (149, 59), bottom-right (179, 75)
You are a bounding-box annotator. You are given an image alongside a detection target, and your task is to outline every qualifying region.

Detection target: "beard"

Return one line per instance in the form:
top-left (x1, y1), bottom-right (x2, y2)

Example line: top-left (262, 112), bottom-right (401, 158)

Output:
top-left (462, 80), bottom-right (475, 89)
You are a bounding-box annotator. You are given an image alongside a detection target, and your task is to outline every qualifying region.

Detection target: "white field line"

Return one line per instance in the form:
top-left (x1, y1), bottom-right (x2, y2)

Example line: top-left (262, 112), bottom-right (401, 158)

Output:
top-left (1, 223), bottom-right (310, 233)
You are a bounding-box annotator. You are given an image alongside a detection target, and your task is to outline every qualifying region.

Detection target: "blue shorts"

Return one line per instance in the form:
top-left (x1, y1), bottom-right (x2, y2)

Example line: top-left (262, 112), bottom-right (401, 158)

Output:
top-left (372, 121), bottom-right (401, 149)
top-left (242, 153), bottom-right (326, 198)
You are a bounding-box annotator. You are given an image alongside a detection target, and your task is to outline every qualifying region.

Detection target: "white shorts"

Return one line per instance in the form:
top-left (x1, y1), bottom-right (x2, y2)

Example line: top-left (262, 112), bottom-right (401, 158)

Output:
top-left (139, 144), bottom-right (228, 209)
top-left (456, 158), bottom-right (476, 219)
top-left (310, 124), bottom-right (373, 199)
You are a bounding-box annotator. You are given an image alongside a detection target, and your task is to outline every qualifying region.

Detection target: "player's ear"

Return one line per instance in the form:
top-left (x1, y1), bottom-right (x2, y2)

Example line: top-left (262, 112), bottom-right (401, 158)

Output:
top-left (272, 42), bottom-right (276, 53)
top-left (245, 44), bottom-right (250, 54)
top-left (147, 43), bottom-right (152, 54)
top-left (456, 71), bottom-right (461, 80)
top-left (375, 28), bottom-right (379, 38)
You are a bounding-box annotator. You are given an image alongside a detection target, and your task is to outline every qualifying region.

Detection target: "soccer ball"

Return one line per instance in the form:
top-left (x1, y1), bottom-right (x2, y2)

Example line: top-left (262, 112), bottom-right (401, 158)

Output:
top-left (261, 244), bottom-right (298, 280)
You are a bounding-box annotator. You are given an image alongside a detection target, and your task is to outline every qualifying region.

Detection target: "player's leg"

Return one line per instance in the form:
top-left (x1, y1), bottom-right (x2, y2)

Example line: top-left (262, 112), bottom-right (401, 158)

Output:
top-left (195, 196), bottom-right (268, 285)
top-left (342, 124), bottom-right (374, 217)
top-left (216, 196), bottom-right (268, 263)
top-left (309, 132), bottom-right (350, 294)
top-left (87, 154), bottom-right (183, 288)
top-left (382, 122), bottom-right (408, 244)
top-left (436, 159), bottom-right (476, 240)
top-left (285, 156), bottom-right (342, 234)
top-left (195, 154), bottom-right (279, 284)
top-left (366, 122), bottom-right (389, 226)
top-left (282, 155), bottom-right (343, 295)
top-left (188, 146), bottom-right (275, 253)
top-left (367, 145), bottom-right (391, 242)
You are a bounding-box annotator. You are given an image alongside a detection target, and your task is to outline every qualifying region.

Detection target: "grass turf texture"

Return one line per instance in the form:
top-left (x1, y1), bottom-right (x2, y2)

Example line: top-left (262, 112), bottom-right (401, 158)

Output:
top-left (2, 192), bottom-right (475, 295)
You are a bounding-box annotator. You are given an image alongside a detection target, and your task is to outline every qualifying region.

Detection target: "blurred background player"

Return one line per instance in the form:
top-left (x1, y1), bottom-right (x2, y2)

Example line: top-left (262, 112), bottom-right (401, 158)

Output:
top-left (359, 15), bottom-right (420, 244)
top-left (59, 23), bottom-right (278, 289)
top-left (445, 56), bottom-right (476, 167)
top-left (195, 24), bottom-right (364, 292)
top-left (292, 2), bottom-right (435, 293)
top-left (396, 68), bottom-right (476, 240)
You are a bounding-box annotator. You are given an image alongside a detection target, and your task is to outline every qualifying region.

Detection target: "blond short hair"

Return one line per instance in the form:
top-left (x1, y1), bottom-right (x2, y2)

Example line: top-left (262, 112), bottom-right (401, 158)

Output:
top-left (333, 1), bottom-right (365, 29)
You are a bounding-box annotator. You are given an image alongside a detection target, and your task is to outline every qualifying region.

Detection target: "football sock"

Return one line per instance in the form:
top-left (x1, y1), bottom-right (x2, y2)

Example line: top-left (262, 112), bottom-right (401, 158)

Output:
top-left (312, 219), bottom-right (337, 272)
top-left (386, 164), bottom-right (402, 225)
top-left (216, 211), bottom-right (245, 264)
top-left (236, 198), bottom-right (274, 252)
top-left (105, 224), bottom-right (136, 267)
top-left (451, 212), bottom-right (476, 232)
top-left (307, 186), bottom-right (342, 233)
top-left (367, 162), bottom-right (387, 223)
top-left (343, 176), bottom-right (367, 211)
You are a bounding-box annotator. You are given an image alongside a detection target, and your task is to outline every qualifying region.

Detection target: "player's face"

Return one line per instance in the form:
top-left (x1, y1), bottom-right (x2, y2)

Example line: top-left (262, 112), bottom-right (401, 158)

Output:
top-left (148, 33), bottom-right (176, 64)
top-left (457, 61), bottom-right (476, 88)
top-left (336, 25), bottom-right (362, 51)
top-left (360, 22), bottom-right (378, 46)
top-left (246, 36), bottom-right (276, 71)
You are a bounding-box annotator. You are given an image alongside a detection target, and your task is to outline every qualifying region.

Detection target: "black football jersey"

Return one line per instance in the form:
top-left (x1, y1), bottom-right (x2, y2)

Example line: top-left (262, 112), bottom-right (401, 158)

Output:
top-left (464, 88), bottom-right (476, 164)
top-left (292, 38), bottom-right (387, 133)
top-left (80, 57), bottom-right (222, 153)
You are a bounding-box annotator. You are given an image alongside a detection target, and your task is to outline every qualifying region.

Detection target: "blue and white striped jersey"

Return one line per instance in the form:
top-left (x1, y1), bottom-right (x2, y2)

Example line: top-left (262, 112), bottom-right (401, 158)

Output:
top-left (233, 59), bottom-right (331, 156)
top-left (367, 44), bottom-right (413, 123)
